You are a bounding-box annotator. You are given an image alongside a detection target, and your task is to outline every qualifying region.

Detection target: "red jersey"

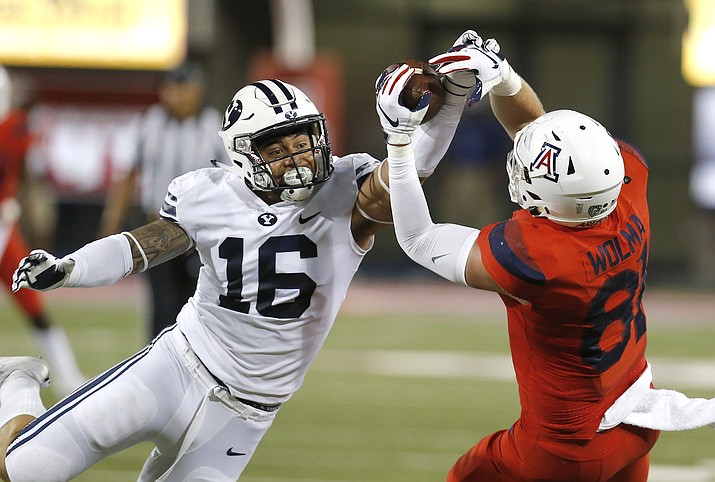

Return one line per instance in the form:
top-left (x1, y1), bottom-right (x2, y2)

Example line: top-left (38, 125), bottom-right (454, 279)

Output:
top-left (477, 140), bottom-right (650, 445)
top-left (0, 109), bottom-right (32, 202)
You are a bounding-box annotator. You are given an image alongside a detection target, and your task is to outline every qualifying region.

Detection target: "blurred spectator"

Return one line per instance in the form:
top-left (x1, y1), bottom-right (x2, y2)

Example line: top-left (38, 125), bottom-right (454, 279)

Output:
top-left (99, 58), bottom-right (229, 339)
top-left (0, 66), bottom-right (85, 396)
top-left (437, 100), bottom-right (514, 227)
top-left (689, 87), bottom-right (715, 288)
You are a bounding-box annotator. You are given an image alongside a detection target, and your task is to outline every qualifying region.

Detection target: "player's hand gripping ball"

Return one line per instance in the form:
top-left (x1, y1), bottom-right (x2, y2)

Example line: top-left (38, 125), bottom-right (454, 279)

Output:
top-left (383, 59), bottom-right (445, 123)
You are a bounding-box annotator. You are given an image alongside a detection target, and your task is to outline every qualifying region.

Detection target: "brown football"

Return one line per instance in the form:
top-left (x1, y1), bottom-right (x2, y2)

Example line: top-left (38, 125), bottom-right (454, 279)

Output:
top-left (385, 59), bottom-right (445, 123)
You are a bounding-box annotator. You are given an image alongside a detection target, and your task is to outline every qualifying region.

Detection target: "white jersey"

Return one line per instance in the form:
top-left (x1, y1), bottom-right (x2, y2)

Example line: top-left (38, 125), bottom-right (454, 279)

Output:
top-left (159, 153), bottom-right (379, 404)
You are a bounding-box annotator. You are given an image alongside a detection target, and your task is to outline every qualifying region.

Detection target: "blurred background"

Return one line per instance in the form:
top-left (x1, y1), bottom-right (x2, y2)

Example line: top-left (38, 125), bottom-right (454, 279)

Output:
top-left (1, 0), bottom-right (715, 481)
top-left (0, 0), bottom-right (711, 287)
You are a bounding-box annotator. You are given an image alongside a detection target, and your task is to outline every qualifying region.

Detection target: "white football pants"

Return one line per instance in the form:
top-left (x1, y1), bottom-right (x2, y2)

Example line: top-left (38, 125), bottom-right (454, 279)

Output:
top-left (5, 326), bottom-right (277, 482)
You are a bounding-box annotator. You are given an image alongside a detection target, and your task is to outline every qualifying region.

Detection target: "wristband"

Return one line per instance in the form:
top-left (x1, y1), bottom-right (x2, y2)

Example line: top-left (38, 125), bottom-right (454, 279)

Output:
top-left (490, 61), bottom-right (522, 97)
top-left (123, 231), bottom-right (148, 272)
top-left (386, 143), bottom-right (414, 162)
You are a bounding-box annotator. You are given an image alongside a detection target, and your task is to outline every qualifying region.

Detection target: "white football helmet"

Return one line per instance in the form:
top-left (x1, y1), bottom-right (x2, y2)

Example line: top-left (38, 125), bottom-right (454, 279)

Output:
top-left (507, 110), bottom-right (625, 228)
top-left (218, 79), bottom-right (333, 202)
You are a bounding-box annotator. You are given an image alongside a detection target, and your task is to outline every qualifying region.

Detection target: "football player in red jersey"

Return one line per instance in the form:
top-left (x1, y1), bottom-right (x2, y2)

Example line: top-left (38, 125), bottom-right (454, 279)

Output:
top-left (0, 67), bottom-right (86, 397)
top-left (378, 30), bottom-right (660, 481)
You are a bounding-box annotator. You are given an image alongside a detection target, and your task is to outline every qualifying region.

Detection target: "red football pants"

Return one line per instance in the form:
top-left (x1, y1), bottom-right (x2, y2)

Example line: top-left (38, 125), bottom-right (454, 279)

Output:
top-left (447, 419), bottom-right (659, 482)
top-left (0, 224), bottom-right (44, 318)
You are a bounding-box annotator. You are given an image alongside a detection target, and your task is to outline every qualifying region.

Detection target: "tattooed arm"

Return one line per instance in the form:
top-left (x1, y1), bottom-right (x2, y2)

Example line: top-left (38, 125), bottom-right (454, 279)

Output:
top-left (11, 219), bottom-right (195, 292)
top-left (125, 219), bottom-right (194, 274)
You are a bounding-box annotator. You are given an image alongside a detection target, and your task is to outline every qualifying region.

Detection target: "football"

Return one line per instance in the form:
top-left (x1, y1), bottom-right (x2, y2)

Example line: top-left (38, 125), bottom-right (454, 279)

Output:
top-left (385, 59), bottom-right (445, 123)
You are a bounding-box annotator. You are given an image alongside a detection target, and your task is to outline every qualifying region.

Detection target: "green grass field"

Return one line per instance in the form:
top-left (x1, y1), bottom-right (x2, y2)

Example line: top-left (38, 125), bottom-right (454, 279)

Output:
top-left (1, 279), bottom-right (714, 481)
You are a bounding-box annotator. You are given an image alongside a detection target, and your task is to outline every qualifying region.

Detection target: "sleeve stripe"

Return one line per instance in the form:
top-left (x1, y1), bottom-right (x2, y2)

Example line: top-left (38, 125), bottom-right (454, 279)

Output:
top-left (355, 158), bottom-right (379, 188)
top-left (488, 221), bottom-right (546, 285)
top-left (159, 191), bottom-right (178, 221)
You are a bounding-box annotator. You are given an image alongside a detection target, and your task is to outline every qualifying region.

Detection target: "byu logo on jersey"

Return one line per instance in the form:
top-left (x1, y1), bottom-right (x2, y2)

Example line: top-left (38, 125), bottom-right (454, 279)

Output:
top-left (530, 142), bottom-right (561, 183)
top-left (258, 213), bottom-right (278, 226)
top-left (222, 99), bottom-right (243, 130)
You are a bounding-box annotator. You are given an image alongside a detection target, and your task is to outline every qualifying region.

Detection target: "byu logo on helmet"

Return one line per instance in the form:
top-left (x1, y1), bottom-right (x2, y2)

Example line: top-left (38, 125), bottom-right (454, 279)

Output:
top-left (222, 99), bottom-right (243, 130)
top-left (530, 142), bottom-right (561, 183)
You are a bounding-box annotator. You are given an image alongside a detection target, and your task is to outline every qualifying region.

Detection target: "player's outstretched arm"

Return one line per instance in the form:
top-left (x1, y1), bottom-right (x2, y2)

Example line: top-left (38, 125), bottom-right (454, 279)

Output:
top-left (386, 141), bottom-right (511, 294)
top-left (374, 64), bottom-right (478, 285)
top-left (382, 30), bottom-right (536, 296)
top-left (12, 219), bottom-right (193, 292)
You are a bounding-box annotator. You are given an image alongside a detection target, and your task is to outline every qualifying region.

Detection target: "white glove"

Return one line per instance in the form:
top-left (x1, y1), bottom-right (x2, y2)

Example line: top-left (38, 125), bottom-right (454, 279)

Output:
top-left (430, 29), bottom-right (521, 106)
top-left (375, 63), bottom-right (430, 145)
top-left (12, 249), bottom-right (75, 292)
top-left (430, 30), bottom-right (481, 105)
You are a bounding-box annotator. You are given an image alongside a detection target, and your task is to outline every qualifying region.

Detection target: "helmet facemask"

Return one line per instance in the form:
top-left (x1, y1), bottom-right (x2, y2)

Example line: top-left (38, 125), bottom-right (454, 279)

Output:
top-left (235, 115), bottom-right (332, 202)
top-left (506, 148), bottom-right (530, 206)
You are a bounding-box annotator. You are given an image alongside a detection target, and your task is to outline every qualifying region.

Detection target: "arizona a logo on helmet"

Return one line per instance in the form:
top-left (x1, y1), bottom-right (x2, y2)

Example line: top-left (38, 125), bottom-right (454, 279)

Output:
top-left (530, 142), bottom-right (561, 183)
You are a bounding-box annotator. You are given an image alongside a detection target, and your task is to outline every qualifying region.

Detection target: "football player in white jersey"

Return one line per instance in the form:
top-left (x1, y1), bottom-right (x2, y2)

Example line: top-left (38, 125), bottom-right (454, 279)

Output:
top-left (0, 74), bottom-right (469, 481)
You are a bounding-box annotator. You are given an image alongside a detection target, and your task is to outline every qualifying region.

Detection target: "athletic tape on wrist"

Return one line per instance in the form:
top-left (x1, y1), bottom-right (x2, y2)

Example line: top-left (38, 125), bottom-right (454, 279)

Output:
top-left (491, 62), bottom-right (522, 96)
top-left (386, 143), bottom-right (414, 161)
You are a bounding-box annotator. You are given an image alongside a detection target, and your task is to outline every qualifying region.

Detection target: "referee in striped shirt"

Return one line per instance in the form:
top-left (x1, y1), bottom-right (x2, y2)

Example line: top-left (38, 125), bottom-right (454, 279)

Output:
top-left (99, 59), bottom-right (229, 339)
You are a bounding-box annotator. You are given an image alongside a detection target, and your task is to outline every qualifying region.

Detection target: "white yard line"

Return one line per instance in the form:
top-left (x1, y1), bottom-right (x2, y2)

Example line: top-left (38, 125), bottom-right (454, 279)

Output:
top-left (315, 349), bottom-right (715, 390)
top-left (649, 461), bottom-right (715, 482)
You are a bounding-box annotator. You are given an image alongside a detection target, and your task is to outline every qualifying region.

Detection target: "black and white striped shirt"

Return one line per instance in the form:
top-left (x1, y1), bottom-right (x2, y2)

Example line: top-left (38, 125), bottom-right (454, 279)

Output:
top-left (134, 104), bottom-right (229, 215)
